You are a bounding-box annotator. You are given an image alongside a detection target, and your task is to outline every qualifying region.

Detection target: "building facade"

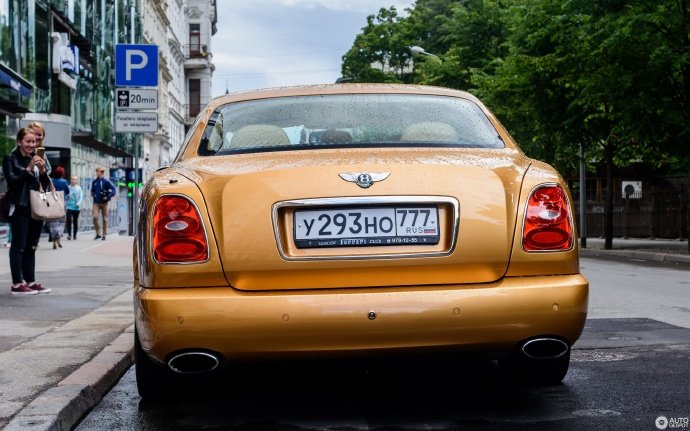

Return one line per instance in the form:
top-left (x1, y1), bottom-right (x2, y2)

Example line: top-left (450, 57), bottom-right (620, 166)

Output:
top-left (184, 0), bottom-right (216, 131)
top-left (0, 0), bottom-right (216, 236)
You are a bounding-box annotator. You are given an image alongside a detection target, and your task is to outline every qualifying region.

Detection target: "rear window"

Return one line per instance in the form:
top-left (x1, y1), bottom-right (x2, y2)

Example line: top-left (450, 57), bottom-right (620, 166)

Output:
top-left (198, 94), bottom-right (504, 156)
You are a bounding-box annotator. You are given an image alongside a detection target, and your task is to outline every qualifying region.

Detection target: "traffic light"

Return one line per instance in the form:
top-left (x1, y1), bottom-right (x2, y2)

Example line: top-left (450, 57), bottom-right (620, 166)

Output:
top-left (124, 168), bottom-right (143, 197)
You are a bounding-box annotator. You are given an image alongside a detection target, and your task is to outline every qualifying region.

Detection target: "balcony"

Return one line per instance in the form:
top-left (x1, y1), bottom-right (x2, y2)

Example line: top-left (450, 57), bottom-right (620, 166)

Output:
top-left (184, 45), bottom-right (212, 70)
top-left (186, 44), bottom-right (208, 59)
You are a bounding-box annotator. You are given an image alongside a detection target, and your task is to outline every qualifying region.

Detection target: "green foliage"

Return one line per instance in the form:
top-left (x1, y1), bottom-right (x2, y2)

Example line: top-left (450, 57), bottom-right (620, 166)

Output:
top-left (341, 0), bottom-right (690, 177)
top-left (342, 7), bottom-right (414, 83)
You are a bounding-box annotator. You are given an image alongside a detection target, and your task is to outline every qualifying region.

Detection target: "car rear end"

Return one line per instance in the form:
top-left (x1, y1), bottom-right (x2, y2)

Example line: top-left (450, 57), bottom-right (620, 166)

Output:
top-left (133, 84), bottom-right (588, 398)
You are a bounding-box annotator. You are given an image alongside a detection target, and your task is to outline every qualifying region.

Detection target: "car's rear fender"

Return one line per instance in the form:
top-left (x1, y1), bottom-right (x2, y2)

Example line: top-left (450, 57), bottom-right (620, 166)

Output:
top-left (506, 162), bottom-right (580, 276)
top-left (136, 168), bottom-right (228, 288)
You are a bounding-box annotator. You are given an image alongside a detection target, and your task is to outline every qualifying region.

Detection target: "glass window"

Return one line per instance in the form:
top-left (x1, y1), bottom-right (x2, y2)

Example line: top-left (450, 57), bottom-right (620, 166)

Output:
top-left (198, 94), bottom-right (504, 156)
top-left (34, 2), bottom-right (50, 91)
top-left (0, 1), bottom-right (10, 65)
top-left (189, 23), bottom-right (200, 57)
top-left (189, 79), bottom-right (201, 117)
top-left (0, 0), bottom-right (30, 74)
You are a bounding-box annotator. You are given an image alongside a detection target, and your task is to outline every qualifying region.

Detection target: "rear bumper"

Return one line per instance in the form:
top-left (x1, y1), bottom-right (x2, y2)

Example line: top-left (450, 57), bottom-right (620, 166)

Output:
top-left (134, 274), bottom-right (588, 363)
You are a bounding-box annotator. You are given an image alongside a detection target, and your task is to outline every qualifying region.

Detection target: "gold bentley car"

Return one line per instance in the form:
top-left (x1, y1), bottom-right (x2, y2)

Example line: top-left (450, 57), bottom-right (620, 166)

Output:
top-left (133, 84), bottom-right (589, 399)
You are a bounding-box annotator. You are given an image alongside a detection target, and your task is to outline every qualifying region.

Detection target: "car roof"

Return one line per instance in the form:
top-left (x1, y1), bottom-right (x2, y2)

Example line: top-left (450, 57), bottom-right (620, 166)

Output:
top-left (203, 83), bottom-right (483, 112)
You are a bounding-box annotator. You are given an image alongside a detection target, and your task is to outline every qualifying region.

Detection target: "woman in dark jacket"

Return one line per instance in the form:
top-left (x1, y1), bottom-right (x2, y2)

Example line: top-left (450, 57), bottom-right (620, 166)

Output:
top-left (2, 127), bottom-right (52, 295)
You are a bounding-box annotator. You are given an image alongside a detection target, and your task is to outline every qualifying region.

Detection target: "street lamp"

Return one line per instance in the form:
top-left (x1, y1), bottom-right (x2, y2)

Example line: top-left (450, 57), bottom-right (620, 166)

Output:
top-left (409, 45), bottom-right (440, 60)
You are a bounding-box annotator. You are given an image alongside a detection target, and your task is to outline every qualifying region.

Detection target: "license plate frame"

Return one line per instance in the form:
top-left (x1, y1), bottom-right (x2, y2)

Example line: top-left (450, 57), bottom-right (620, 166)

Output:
top-left (294, 206), bottom-right (440, 248)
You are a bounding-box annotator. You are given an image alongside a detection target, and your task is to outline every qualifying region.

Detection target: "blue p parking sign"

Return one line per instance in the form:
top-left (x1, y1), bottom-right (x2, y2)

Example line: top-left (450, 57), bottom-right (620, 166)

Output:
top-left (115, 44), bottom-right (159, 87)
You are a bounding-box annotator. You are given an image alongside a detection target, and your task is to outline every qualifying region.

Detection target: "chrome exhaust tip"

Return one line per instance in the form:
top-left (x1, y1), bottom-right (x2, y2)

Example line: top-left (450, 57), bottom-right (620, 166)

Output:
top-left (167, 351), bottom-right (220, 374)
top-left (521, 338), bottom-right (569, 359)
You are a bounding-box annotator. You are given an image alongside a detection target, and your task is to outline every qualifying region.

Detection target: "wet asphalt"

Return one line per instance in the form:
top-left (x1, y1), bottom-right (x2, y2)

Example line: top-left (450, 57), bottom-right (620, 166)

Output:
top-left (74, 320), bottom-right (690, 430)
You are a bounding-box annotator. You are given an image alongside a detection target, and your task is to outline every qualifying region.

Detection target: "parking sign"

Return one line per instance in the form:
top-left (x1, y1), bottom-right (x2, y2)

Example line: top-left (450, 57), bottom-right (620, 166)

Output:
top-left (116, 88), bottom-right (158, 110)
top-left (115, 44), bottom-right (159, 87)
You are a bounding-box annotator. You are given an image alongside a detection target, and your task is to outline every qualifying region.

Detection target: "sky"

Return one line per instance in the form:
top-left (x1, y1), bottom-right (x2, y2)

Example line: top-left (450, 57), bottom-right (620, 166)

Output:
top-left (210, 0), bottom-right (415, 98)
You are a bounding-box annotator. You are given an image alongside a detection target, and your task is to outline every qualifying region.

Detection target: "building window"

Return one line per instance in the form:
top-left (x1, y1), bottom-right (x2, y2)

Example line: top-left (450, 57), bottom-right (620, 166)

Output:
top-left (189, 79), bottom-right (200, 116)
top-left (189, 23), bottom-right (200, 58)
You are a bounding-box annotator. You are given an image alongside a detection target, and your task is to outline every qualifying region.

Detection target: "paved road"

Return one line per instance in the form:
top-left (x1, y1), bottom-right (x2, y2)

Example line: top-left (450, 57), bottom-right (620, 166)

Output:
top-left (582, 257), bottom-right (690, 329)
top-left (74, 318), bottom-right (690, 431)
top-left (73, 253), bottom-right (690, 431)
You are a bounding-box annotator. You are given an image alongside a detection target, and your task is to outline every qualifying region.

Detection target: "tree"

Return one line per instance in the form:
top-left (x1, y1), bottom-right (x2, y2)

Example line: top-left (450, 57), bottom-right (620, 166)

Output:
top-left (633, 0), bottom-right (690, 249)
top-left (342, 0), bottom-right (690, 248)
top-left (413, 0), bottom-right (509, 89)
top-left (475, 0), bottom-right (685, 248)
top-left (341, 7), bottom-right (414, 82)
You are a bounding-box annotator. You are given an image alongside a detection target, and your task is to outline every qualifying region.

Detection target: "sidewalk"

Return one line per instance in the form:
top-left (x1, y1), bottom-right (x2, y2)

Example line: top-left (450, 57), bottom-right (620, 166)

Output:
top-left (1, 231), bottom-right (135, 431)
top-left (579, 237), bottom-right (690, 264)
top-left (2, 235), bottom-right (689, 431)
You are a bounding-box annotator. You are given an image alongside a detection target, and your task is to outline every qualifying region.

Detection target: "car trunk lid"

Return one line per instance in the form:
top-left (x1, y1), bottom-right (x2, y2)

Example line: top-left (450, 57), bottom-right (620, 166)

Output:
top-left (182, 147), bottom-right (529, 291)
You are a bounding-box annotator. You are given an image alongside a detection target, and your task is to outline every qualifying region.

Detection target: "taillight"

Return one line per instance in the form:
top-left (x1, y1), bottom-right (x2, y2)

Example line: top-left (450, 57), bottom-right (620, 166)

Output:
top-left (152, 195), bottom-right (208, 263)
top-left (522, 184), bottom-right (573, 251)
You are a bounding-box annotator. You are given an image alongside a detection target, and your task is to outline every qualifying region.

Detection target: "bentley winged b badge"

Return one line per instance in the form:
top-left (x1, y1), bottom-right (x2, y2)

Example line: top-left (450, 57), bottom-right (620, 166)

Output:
top-left (338, 172), bottom-right (390, 188)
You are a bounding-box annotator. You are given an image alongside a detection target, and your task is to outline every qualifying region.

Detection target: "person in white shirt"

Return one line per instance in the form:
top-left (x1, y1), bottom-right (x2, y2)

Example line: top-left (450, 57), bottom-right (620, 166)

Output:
top-left (65, 175), bottom-right (84, 240)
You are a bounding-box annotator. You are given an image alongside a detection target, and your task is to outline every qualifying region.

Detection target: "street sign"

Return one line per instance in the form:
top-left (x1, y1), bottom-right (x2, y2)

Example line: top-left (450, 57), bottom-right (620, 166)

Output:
top-left (115, 44), bottom-right (159, 87)
top-left (116, 88), bottom-right (158, 110)
top-left (115, 112), bottom-right (158, 133)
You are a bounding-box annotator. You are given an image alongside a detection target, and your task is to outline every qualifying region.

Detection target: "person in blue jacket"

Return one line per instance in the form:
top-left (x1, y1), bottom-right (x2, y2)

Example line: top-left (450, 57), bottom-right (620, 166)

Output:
top-left (91, 167), bottom-right (116, 240)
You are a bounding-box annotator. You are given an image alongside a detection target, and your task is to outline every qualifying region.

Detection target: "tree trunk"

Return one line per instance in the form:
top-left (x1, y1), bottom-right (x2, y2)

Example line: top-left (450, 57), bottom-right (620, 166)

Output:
top-left (604, 142), bottom-right (614, 250)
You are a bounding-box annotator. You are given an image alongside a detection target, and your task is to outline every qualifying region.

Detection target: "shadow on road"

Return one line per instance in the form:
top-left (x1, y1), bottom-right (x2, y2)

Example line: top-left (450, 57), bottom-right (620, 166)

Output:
top-left (136, 353), bottom-right (582, 430)
top-left (77, 319), bottom-right (690, 431)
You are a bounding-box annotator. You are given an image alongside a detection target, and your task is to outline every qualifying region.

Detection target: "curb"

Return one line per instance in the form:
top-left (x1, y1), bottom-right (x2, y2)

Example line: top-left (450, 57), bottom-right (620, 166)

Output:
top-left (4, 326), bottom-right (135, 431)
top-left (579, 248), bottom-right (690, 264)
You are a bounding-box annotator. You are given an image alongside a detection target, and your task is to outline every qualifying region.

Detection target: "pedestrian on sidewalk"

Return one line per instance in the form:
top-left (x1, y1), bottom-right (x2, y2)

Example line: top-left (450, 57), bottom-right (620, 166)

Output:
top-left (91, 167), bottom-right (115, 240)
top-left (2, 127), bottom-right (52, 295)
top-left (48, 166), bottom-right (69, 249)
top-left (27, 121), bottom-right (52, 244)
top-left (65, 175), bottom-right (84, 240)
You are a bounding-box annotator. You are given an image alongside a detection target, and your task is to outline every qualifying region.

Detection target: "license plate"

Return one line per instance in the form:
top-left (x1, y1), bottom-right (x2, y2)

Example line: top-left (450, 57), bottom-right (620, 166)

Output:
top-left (294, 206), bottom-right (440, 248)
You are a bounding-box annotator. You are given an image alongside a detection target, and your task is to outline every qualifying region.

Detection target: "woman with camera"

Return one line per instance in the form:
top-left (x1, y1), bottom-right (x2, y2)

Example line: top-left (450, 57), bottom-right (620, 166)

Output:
top-left (2, 127), bottom-right (52, 295)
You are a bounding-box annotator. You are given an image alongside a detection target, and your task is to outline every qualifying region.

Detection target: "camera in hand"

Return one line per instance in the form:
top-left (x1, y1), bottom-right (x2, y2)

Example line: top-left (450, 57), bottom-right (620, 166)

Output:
top-left (101, 190), bottom-right (111, 201)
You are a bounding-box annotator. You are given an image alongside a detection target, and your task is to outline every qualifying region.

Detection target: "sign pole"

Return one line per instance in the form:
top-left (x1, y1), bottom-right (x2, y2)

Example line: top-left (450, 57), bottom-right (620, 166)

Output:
top-left (131, 24), bottom-right (139, 236)
top-left (133, 134), bottom-right (138, 233)
top-left (113, 42), bottom-right (159, 235)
